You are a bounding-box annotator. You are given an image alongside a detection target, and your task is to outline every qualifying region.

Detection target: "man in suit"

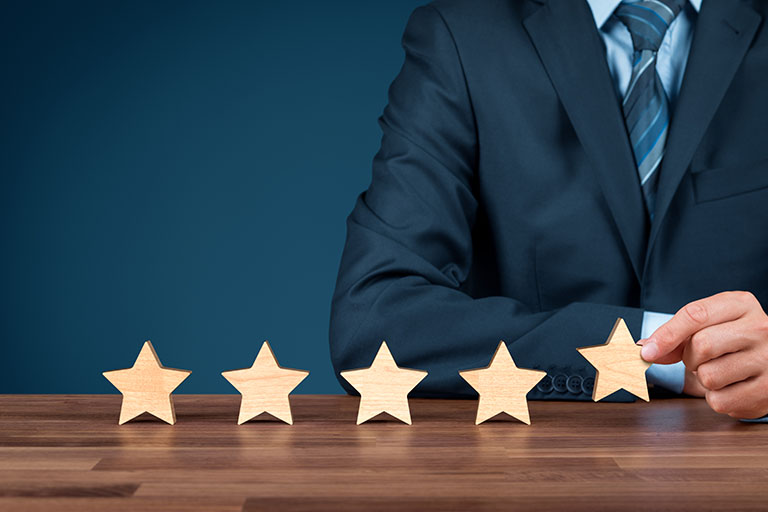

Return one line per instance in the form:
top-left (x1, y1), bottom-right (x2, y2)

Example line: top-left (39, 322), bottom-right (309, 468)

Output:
top-left (329, 0), bottom-right (768, 420)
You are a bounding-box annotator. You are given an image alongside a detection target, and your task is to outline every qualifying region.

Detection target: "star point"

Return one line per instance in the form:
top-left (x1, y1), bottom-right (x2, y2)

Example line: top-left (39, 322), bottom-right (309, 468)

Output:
top-left (577, 318), bottom-right (651, 402)
top-left (340, 341), bottom-right (428, 425)
top-left (102, 341), bottom-right (191, 425)
top-left (221, 341), bottom-right (309, 425)
top-left (459, 341), bottom-right (546, 425)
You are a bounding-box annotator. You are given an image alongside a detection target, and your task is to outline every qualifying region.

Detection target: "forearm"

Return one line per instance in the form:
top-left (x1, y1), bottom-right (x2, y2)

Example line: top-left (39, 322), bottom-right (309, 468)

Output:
top-left (330, 212), bottom-right (644, 399)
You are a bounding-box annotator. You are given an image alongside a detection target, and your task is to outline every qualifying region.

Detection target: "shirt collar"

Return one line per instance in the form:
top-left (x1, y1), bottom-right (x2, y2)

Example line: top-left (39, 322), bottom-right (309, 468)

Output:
top-left (585, 0), bottom-right (702, 29)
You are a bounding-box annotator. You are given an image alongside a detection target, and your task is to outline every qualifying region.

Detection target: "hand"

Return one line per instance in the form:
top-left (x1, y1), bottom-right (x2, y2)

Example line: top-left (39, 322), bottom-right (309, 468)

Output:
top-left (640, 291), bottom-right (768, 419)
top-left (683, 367), bottom-right (707, 397)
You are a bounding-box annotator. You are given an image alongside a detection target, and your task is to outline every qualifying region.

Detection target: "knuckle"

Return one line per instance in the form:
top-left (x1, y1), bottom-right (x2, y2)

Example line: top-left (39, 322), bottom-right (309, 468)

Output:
top-left (730, 404), bottom-right (762, 420)
top-left (731, 290), bottom-right (756, 305)
top-left (759, 376), bottom-right (768, 398)
top-left (706, 391), bottom-right (728, 414)
top-left (683, 302), bottom-right (709, 325)
top-left (690, 332), bottom-right (713, 360)
top-left (742, 290), bottom-right (757, 303)
top-left (757, 318), bottom-right (768, 337)
top-left (697, 366), bottom-right (716, 389)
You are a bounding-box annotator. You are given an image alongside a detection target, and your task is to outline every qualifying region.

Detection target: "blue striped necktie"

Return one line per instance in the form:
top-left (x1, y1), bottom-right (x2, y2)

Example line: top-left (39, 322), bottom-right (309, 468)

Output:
top-left (615, 0), bottom-right (685, 220)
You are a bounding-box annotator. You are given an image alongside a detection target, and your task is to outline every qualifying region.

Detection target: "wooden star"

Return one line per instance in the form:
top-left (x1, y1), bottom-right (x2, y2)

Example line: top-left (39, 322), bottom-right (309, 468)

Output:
top-left (340, 341), bottom-right (427, 425)
top-left (102, 341), bottom-right (191, 425)
top-left (576, 317), bottom-right (651, 402)
top-left (459, 341), bottom-right (547, 425)
top-left (221, 341), bottom-right (309, 425)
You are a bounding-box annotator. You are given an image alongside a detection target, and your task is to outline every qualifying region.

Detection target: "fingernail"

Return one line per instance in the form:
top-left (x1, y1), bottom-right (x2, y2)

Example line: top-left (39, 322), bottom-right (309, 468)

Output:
top-left (637, 338), bottom-right (647, 346)
top-left (641, 341), bottom-right (659, 361)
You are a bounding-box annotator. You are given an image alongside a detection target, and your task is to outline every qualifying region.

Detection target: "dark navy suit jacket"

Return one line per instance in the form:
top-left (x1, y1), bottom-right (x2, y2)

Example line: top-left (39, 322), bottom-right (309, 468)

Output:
top-left (330, 0), bottom-right (767, 400)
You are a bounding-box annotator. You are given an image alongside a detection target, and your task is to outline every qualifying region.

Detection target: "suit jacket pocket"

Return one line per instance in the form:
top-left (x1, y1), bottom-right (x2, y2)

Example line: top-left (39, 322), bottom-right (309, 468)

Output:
top-left (692, 158), bottom-right (768, 203)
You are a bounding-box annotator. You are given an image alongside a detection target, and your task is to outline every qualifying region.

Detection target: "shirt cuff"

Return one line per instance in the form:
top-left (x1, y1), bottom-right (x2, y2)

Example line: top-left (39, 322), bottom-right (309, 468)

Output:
top-left (642, 311), bottom-right (684, 394)
top-left (741, 416), bottom-right (768, 423)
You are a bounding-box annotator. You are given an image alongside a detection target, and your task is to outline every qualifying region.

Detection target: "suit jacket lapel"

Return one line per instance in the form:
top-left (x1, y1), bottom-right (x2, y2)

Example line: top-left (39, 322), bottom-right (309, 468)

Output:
top-left (646, 0), bottom-right (762, 265)
top-left (524, 0), bottom-right (648, 282)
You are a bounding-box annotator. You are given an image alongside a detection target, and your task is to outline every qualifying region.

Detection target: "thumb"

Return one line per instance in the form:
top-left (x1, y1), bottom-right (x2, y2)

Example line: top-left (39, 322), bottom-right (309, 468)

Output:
top-left (638, 336), bottom-right (685, 364)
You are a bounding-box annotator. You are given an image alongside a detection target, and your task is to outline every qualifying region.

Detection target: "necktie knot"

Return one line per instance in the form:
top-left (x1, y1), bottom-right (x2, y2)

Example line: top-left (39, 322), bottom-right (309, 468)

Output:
top-left (615, 0), bottom-right (686, 52)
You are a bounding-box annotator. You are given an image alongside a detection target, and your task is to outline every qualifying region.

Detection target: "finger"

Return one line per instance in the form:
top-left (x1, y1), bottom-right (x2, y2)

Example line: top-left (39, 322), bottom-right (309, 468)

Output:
top-left (681, 320), bottom-right (754, 371)
top-left (640, 338), bottom-right (685, 364)
top-left (705, 376), bottom-right (768, 419)
top-left (637, 337), bottom-right (687, 365)
top-left (645, 343), bottom-right (686, 365)
top-left (641, 292), bottom-right (753, 362)
top-left (694, 350), bottom-right (762, 391)
top-left (683, 368), bottom-right (707, 397)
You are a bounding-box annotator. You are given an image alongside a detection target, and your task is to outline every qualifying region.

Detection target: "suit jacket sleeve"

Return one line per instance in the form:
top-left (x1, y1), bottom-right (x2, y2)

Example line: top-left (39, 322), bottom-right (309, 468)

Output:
top-left (329, 5), bottom-right (644, 400)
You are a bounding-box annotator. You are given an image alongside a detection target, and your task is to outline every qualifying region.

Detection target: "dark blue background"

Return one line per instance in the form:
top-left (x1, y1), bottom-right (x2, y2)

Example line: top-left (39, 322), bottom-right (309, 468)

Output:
top-left (0, 0), bottom-right (424, 393)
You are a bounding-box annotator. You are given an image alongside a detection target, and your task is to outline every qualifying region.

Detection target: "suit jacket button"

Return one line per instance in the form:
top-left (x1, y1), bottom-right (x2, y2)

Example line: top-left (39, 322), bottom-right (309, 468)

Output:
top-left (566, 375), bottom-right (582, 394)
top-left (536, 374), bottom-right (554, 393)
top-left (581, 376), bottom-right (595, 395)
top-left (552, 373), bottom-right (568, 393)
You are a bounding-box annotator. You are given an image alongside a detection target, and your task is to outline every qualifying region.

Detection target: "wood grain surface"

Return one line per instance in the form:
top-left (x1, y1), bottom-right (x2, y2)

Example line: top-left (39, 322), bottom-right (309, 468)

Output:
top-left (1, 395), bottom-right (767, 511)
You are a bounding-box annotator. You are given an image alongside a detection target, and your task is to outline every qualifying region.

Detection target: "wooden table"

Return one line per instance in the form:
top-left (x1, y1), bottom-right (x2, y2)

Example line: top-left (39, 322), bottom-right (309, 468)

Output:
top-left (1, 395), bottom-right (767, 511)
